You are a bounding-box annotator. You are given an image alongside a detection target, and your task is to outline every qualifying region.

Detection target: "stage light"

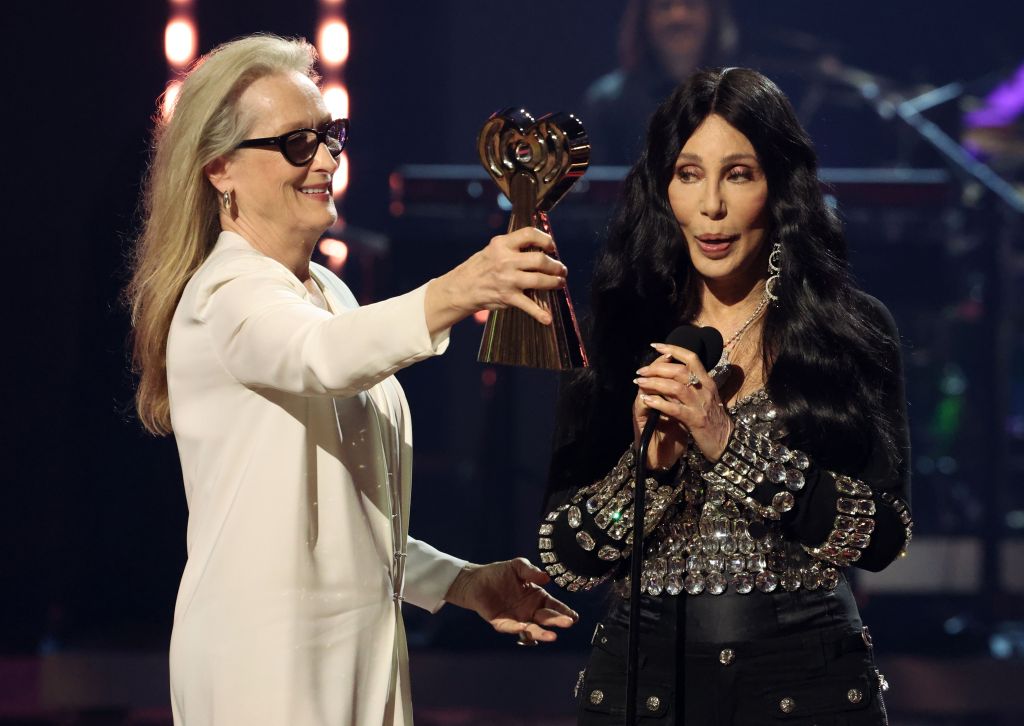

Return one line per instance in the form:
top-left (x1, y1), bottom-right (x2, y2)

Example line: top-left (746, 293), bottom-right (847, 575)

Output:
top-left (165, 18), bottom-right (197, 67)
top-left (161, 80), bottom-right (183, 122)
top-left (322, 84), bottom-right (349, 120)
top-left (332, 153), bottom-right (349, 197)
top-left (319, 237), bottom-right (349, 272)
top-left (318, 21), bottom-right (350, 66)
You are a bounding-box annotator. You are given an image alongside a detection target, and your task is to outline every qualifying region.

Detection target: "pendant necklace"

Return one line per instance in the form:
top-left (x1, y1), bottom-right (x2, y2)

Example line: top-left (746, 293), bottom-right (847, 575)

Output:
top-left (697, 286), bottom-right (770, 381)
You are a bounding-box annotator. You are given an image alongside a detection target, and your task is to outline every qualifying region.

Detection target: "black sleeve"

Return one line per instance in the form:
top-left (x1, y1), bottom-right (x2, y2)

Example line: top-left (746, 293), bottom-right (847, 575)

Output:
top-left (542, 372), bottom-right (633, 515)
top-left (749, 294), bottom-right (912, 572)
top-left (538, 373), bottom-right (680, 584)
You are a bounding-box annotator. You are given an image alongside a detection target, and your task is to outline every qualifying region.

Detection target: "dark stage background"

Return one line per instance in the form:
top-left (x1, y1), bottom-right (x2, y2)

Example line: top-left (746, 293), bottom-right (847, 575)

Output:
top-left (3, 1), bottom-right (1024, 723)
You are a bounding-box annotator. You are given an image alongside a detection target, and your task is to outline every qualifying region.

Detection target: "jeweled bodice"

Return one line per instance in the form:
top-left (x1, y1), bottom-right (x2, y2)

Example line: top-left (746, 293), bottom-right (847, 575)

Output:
top-left (622, 390), bottom-right (841, 597)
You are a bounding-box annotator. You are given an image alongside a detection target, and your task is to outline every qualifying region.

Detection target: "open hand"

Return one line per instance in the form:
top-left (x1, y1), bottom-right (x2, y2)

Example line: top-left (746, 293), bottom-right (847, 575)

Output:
top-left (443, 557), bottom-right (579, 643)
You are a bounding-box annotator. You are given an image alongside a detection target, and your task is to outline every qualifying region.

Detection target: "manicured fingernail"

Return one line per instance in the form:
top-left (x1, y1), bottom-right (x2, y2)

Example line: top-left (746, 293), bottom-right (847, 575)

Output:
top-left (651, 342), bottom-right (666, 349)
top-left (640, 394), bottom-right (649, 402)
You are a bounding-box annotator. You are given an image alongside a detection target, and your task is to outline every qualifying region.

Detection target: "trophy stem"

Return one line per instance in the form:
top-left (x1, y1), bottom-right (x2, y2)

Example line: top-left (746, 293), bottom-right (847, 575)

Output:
top-left (478, 183), bottom-right (588, 369)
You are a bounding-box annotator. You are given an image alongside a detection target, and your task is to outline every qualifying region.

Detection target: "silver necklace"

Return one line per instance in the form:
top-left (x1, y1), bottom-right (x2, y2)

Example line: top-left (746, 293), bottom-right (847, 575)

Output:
top-left (696, 287), bottom-right (770, 375)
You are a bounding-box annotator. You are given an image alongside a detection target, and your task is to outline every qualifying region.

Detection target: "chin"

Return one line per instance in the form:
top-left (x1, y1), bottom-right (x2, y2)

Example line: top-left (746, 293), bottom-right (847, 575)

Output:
top-left (312, 208), bottom-right (338, 229)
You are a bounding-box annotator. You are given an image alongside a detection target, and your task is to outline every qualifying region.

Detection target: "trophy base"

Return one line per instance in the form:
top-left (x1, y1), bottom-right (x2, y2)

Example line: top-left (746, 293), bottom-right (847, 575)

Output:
top-left (477, 288), bottom-right (587, 370)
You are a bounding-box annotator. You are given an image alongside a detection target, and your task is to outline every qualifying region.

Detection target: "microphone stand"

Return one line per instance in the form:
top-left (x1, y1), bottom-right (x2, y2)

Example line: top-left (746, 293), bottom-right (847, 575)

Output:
top-left (815, 56), bottom-right (1024, 214)
top-left (625, 420), bottom-right (657, 724)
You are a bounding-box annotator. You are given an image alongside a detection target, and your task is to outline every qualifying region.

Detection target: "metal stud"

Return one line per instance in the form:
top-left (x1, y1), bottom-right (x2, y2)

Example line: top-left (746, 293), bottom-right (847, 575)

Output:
top-left (589, 689), bottom-right (604, 705)
top-left (719, 648), bottom-right (735, 665)
top-left (779, 697), bottom-right (795, 714)
top-left (847, 688), bottom-right (863, 704)
top-left (646, 695), bottom-right (660, 711)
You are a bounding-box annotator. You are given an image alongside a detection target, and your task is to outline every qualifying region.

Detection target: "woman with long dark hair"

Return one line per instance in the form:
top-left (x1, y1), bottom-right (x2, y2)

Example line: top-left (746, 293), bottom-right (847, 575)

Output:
top-left (538, 67), bottom-right (911, 724)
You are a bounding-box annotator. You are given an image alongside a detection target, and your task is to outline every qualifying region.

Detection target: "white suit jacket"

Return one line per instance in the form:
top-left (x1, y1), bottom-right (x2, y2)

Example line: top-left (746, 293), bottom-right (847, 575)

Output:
top-left (166, 231), bottom-right (466, 725)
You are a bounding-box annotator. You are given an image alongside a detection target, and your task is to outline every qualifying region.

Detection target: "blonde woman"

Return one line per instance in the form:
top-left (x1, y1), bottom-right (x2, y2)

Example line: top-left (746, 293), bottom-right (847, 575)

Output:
top-left (127, 34), bottom-right (577, 726)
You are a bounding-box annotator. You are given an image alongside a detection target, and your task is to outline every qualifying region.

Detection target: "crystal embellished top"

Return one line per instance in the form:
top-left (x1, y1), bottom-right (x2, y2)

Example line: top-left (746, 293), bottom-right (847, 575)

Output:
top-left (538, 389), bottom-right (913, 597)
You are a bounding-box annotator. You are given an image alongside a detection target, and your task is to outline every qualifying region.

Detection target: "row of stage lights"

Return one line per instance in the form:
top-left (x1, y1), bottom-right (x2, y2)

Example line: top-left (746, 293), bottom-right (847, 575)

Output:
top-left (160, 1), bottom-right (350, 272)
top-left (315, 1), bottom-right (350, 272)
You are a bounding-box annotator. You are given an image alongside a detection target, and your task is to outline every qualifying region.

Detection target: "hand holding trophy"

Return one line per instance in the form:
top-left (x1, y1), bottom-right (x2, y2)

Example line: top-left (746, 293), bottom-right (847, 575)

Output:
top-left (476, 108), bottom-right (590, 370)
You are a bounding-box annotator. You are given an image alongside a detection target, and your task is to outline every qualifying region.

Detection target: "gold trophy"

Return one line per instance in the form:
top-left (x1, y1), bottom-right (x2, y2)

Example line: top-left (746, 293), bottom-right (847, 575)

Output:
top-left (476, 108), bottom-right (590, 369)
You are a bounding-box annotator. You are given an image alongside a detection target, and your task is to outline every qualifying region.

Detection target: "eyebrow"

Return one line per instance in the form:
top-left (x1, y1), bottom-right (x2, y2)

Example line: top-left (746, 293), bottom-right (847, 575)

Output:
top-left (274, 116), bottom-right (332, 134)
top-left (676, 152), bottom-right (759, 164)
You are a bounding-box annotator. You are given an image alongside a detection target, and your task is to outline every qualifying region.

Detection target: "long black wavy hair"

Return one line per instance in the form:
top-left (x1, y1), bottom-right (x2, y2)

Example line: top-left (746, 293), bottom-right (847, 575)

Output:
top-left (553, 68), bottom-right (901, 494)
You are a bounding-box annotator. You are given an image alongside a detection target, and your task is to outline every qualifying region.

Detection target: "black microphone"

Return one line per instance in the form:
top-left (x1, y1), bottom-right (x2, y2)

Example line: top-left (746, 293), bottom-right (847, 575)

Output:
top-left (627, 323), bottom-right (723, 724)
top-left (639, 324), bottom-right (724, 449)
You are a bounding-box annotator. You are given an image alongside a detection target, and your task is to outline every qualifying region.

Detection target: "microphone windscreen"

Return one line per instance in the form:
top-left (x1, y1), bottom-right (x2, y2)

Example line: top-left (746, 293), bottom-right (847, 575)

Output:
top-left (698, 326), bottom-right (724, 371)
top-left (662, 325), bottom-right (723, 372)
top-left (664, 325), bottom-right (704, 354)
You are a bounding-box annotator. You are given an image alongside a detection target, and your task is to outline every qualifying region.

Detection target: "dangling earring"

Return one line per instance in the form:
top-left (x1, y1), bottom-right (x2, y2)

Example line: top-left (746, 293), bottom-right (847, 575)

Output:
top-left (221, 189), bottom-right (232, 213)
top-left (766, 240), bottom-right (782, 302)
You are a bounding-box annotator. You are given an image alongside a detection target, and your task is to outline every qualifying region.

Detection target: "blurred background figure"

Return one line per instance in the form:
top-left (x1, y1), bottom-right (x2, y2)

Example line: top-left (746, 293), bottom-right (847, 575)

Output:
top-left (580, 0), bottom-right (738, 165)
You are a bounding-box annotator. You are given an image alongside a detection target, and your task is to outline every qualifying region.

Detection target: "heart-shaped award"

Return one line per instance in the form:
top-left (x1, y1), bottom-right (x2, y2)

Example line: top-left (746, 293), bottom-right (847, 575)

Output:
top-left (476, 108), bottom-right (590, 369)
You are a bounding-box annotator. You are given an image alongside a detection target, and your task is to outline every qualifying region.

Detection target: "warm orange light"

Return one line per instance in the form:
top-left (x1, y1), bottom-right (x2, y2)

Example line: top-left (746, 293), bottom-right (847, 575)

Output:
top-left (318, 21), bottom-right (350, 66)
top-left (473, 310), bottom-right (490, 324)
top-left (322, 84), bottom-right (349, 121)
top-left (333, 152), bottom-right (349, 197)
top-left (165, 19), bottom-right (197, 67)
top-left (318, 237), bottom-right (349, 270)
top-left (161, 80), bottom-right (183, 122)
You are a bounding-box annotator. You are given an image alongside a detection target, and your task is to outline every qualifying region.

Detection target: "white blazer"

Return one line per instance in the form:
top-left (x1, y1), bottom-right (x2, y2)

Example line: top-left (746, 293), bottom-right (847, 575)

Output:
top-left (166, 231), bottom-right (466, 726)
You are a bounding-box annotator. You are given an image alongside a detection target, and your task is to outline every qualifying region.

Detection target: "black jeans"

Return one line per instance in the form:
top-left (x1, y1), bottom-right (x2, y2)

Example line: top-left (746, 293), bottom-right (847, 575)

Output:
top-left (575, 581), bottom-right (889, 725)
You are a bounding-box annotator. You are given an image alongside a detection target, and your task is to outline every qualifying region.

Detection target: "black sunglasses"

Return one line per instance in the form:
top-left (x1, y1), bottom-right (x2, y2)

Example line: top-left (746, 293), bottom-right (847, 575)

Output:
top-left (236, 117), bottom-right (349, 166)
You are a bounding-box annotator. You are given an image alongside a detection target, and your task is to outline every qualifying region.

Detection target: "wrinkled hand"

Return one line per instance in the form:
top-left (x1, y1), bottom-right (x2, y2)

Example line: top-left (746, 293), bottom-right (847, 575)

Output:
top-left (443, 558), bottom-right (579, 643)
top-left (425, 227), bottom-right (568, 334)
top-left (634, 342), bottom-right (732, 466)
top-left (632, 363), bottom-right (690, 471)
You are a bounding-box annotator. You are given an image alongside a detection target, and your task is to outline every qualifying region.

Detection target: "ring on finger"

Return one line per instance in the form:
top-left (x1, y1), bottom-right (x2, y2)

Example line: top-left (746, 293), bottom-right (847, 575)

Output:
top-left (517, 631), bottom-right (539, 647)
top-left (686, 372), bottom-right (700, 387)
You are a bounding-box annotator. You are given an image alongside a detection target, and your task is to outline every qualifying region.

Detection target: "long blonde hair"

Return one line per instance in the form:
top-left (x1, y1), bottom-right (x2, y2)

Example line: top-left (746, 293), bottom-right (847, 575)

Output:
top-left (126, 34), bottom-right (318, 435)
